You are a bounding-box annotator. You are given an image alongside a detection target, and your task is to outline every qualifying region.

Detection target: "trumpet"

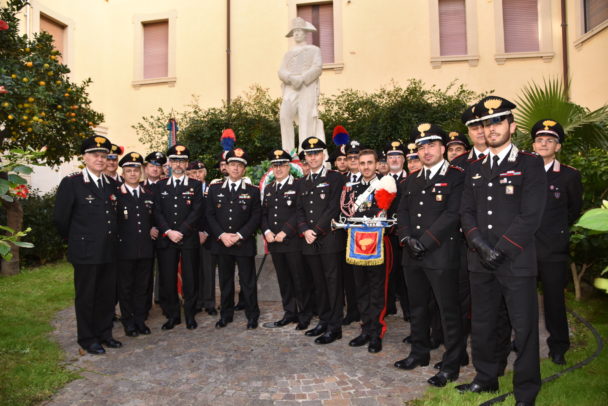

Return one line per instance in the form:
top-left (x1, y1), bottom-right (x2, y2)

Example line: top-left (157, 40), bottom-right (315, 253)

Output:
top-left (331, 213), bottom-right (397, 230)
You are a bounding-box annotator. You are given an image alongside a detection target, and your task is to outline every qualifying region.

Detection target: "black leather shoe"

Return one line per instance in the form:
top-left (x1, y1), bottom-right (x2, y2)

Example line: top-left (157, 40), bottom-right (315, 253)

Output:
top-left (295, 320), bottom-right (310, 330)
top-left (402, 335), bottom-right (412, 344)
top-left (394, 354), bottom-right (430, 370)
top-left (349, 334), bottom-right (370, 347)
top-left (368, 338), bottom-right (382, 353)
top-left (549, 352), bottom-right (566, 365)
top-left (305, 324), bottom-right (327, 337)
top-left (274, 317), bottom-right (297, 327)
top-left (101, 338), bottom-right (122, 348)
top-left (455, 382), bottom-right (499, 394)
top-left (161, 319), bottom-right (181, 330)
top-left (342, 314), bottom-right (361, 326)
top-left (84, 342), bottom-right (105, 355)
top-left (206, 307), bottom-right (218, 316)
top-left (315, 331), bottom-right (342, 344)
top-left (136, 323), bottom-right (151, 335)
top-left (428, 371), bottom-right (458, 387)
top-left (234, 303), bottom-right (246, 311)
top-left (186, 318), bottom-right (198, 330)
top-left (247, 319), bottom-right (258, 330)
top-left (215, 317), bottom-right (233, 328)
top-left (124, 327), bottom-right (139, 337)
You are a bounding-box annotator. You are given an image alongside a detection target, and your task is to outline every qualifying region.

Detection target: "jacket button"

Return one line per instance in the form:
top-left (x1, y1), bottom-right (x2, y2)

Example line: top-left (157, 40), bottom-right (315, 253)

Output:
top-left (417, 213), bottom-right (421, 217)
top-left (419, 202), bottom-right (423, 206)
top-left (422, 191), bottom-right (426, 194)
top-left (274, 222), bottom-right (278, 225)
top-left (416, 225), bottom-right (420, 229)
top-left (488, 182), bottom-right (493, 187)
top-left (309, 210), bottom-right (313, 213)
top-left (487, 196), bottom-right (492, 201)
top-left (488, 225), bottom-right (493, 229)
top-left (488, 210), bottom-right (493, 215)
top-left (174, 204), bottom-right (178, 207)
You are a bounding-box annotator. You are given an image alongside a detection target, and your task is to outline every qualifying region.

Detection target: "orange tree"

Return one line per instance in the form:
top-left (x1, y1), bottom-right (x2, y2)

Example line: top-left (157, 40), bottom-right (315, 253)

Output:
top-left (0, 0), bottom-right (103, 274)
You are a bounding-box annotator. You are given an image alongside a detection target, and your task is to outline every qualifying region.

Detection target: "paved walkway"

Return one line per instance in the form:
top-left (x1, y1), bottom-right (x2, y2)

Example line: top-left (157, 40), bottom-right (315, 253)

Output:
top-left (47, 300), bottom-right (548, 406)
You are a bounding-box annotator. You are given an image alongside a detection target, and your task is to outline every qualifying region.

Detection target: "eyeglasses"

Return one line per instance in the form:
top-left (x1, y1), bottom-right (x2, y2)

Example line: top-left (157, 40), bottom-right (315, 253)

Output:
top-left (481, 116), bottom-right (508, 127)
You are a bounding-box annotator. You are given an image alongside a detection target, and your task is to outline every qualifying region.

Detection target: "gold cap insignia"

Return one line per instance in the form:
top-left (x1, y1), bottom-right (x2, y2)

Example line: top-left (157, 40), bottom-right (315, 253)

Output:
top-left (309, 138), bottom-right (319, 147)
top-left (274, 150), bottom-right (283, 159)
top-left (175, 145), bottom-right (185, 155)
top-left (234, 148), bottom-right (244, 157)
top-left (131, 152), bottom-right (140, 161)
top-left (407, 143), bottom-right (417, 153)
top-left (417, 123), bottom-right (431, 136)
top-left (94, 136), bottom-right (106, 147)
top-left (542, 120), bottom-right (556, 130)
top-left (391, 141), bottom-right (400, 149)
top-left (484, 98), bottom-right (502, 115)
top-left (449, 132), bottom-right (458, 140)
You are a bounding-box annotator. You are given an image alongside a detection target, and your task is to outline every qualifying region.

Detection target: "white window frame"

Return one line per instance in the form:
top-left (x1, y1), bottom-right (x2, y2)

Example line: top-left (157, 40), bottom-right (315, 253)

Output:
top-left (288, 0), bottom-right (344, 72)
top-left (429, 0), bottom-right (479, 68)
top-left (493, 0), bottom-right (554, 64)
top-left (30, 0), bottom-right (74, 67)
top-left (573, 0), bottom-right (608, 48)
top-left (132, 10), bottom-right (177, 87)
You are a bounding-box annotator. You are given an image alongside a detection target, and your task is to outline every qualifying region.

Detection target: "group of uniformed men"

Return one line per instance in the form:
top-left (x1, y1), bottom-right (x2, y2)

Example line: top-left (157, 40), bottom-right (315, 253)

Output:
top-left (53, 95), bottom-right (582, 406)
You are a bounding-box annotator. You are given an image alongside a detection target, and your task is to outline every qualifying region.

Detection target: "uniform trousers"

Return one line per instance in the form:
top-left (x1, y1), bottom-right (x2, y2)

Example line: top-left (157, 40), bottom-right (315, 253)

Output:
top-left (352, 264), bottom-right (386, 338)
top-left (271, 251), bottom-right (312, 323)
top-left (405, 262), bottom-right (464, 375)
top-left (73, 262), bottom-right (117, 349)
top-left (157, 246), bottom-right (198, 321)
top-left (387, 236), bottom-right (410, 319)
top-left (197, 245), bottom-right (218, 310)
top-left (469, 272), bottom-right (541, 404)
top-left (118, 258), bottom-right (153, 329)
top-left (343, 261), bottom-right (360, 319)
top-left (305, 252), bottom-right (344, 332)
top-left (538, 261), bottom-right (570, 355)
top-left (218, 255), bottom-right (260, 321)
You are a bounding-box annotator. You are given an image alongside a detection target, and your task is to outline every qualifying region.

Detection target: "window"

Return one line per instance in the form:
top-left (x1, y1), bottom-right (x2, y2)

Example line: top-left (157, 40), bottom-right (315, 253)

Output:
top-left (438, 0), bottom-right (467, 56)
top-left (39, 14), bottom-right (66, 61)
top-left (502, 0), bottom-right (539, 53)
top-left (143, 21), bottom-right (169, 79)
top-left (297, 3), bottom-right (334, 64)
top-left (584, 0), bottom-right (608, 32)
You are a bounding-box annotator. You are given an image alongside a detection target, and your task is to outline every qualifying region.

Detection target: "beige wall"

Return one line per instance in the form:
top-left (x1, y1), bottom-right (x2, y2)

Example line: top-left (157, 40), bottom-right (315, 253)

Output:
top-left (14, 0), bottom-right (608, 172)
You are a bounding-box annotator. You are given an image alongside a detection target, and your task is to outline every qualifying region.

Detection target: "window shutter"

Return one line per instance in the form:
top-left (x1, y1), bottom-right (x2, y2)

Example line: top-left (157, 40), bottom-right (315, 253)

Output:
top-left (502, 0), bottom-right (539, 53)
top-left (297, 3), bottom-right (335, 64)
top-left (585, 0), bottom-right (608, 32)
top-left (439, 0), bottom-right (467, 56)
top-left (40, 14), bottom-right (65, 61)
top-left (143, 21), bottom-right (169, 79)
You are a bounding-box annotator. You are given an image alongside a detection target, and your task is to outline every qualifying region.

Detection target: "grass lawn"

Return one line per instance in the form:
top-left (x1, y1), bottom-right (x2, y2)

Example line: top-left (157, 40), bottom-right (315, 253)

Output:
top-left (409, 292), bottom-right (608, 406)
top-left (0, 261), bottom-right (79, 406)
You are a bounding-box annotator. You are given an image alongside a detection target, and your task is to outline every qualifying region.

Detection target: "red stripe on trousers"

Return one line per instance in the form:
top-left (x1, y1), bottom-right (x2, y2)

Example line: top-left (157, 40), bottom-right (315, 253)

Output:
top-left (379, 235), bottom-right (393, 338)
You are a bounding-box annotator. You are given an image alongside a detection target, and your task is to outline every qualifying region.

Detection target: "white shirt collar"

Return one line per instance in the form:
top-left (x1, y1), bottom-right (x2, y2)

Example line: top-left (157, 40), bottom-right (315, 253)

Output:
top-left (474, 147), bottom-right (489, 158)
top-left (276, 176), bottom-right (289, 188)
top-left (229, 179), bottom-right (242, 189)
top-left (172, 175), bottom-right (185, 185)
top-left (125, 184), bottom-right (140, 194)
top-left (544, 160), bottom-right (555, 172)
top-left (424, 159), bottom-right (446, 179)
top-left (86, 168), bottom-right (101, 184)
top-left (490, 144), bottom-right (512, 167)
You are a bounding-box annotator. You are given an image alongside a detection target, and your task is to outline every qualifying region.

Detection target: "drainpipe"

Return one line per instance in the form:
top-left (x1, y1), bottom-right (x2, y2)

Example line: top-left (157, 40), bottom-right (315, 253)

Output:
top-left (226, 0), bottom-right (231, 105)
top-left (560, 0), bottom-right (570, 100)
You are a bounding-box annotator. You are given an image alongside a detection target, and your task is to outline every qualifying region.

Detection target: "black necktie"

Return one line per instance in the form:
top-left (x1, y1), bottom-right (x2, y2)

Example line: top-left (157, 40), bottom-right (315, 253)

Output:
top-left (478, 153), bottom-right (486, 160)
top-left (97, 179), bottom-right (103, 190)
top-left (175, 179), bottom-right (181, 188)
top-left (393, 174), bottom-right (399, 181)
top-left (132, 189), bottom-right (138, 199)
top-left (491, 156), bottom-right (500, 177)
top-left (230, 183), bottom-right (236, 193)
top-left (276, 182), bottom-right (282, 192)
top-left (425, 169), bottom-right (431, 181)
top-left (312, 173), bottom-right (318, 181)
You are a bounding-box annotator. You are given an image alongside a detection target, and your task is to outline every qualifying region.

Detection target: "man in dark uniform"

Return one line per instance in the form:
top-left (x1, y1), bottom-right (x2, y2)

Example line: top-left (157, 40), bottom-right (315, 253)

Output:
top-left (343, 149), bottom-right (396, 353)
top-left (532, 119), bottom-right (583, 365)
top-left (104, 143), bottom-right (124, 183)
top-left (451, 105), bottom-right (490, 169)
top-left (154, 144), bottom-right (203, 331)
top-left (142, 151), bottom-right (166, 314)
top-left (406, 143), bottom-right (423, 174)
top-left (262, 149), bottom-right (312, 329)
top-left (329, 145), bottom-right (348, 174)
top-left (53, 135), bottom-right (122, 355)
top-left (342, 140), bottom-right (363, 325)
top-left (205, 148), bottom-right (261, 329)
top-left (393, 123), bottom-right (465, 388)
top-left (384, 141), bottom-right (410, 321)
top-left (457, 96), bottom-right (546, 406)
top-left (116, 152), bottom-right (157, 337)
top-left (446, 131), bottom-right (471, 163)
top-left (297, 136), bottom-right (347, 344)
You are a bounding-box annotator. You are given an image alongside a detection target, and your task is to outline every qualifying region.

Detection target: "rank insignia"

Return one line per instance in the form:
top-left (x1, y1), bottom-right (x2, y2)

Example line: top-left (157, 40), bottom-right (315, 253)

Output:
top-left (554, 192), bottom-right (561, 199)
top-left (217, 203), bottom-right (221, 208)
top-left (505, 185), bottom-right (514, 195)
top-left (472, 173), bottom-right (481, 180)
top-left (287, 200), bottom-right (292, 206)
top-left (85, 195), bottom-right (95, 203)
top-left (436, 194), bottom-right (443, 202)
top-left (500, 178), bottom-right (508, 184)
top-left (320, 193), bottom-right (326, 200)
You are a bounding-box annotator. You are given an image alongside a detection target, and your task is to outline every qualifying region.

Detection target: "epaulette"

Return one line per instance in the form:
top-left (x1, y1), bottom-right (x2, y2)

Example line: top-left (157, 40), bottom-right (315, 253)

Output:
top-left (449, 165), bottom-right (464, 172)
top-left (67, 172), bottom-right (82, 178)
top-left (209, 178), bottom-right (223, 186)
top-left (452, 151), bottom-right (468, 161)
top-left (519, 150), bottom-right (539, 157)
top-left (471, 156), bottom-right (485, 163)
top-left (562, 163), bottom-right (579, 171)
top-left (410, 168), bottom-right (422, 175)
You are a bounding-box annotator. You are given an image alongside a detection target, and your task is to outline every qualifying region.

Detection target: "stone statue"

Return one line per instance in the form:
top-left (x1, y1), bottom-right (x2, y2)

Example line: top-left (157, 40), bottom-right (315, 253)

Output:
top-left (278, 17), bottom-right (326, 153)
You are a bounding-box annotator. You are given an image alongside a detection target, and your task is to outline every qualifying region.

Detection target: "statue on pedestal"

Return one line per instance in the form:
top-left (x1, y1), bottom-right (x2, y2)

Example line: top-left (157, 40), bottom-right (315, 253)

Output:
top-left (278, 17), bottom-right (326, 154)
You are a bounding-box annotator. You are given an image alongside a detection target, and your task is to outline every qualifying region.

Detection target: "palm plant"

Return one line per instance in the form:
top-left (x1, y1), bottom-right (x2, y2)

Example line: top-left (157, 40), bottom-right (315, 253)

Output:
top-left (513, 77), bottom-right (608, 152)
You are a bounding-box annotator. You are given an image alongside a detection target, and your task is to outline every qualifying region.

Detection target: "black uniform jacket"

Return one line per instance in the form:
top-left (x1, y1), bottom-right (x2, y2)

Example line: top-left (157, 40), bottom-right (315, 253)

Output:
top-left (116, 184), bottom-right (156, 260)
top-left (205, 179), bottom-right (261, 256)
top-left (386, 170), bottom-right (407, 236)
top-left (153, 176), bottom-right (203, 250)
top-left (53, 169), bottom-right (118, 264)
top-left (397, 161), bottom-right (465, 269)
top-left (536, 160), bottom-right (583, 262)
top-left (261, 175), bottom-right (302, 253)
top-left (460, 145), bottom-right (547, 276)
top-left (296, 167), bottom-right (346, 255)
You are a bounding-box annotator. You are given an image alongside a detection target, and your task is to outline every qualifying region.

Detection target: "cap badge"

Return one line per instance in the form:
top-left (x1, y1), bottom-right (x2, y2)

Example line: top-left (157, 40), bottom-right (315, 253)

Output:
top-left (542, 120), bottom-right (556, 130)
top-left (449, 132), bottom-right (458, 140)
top-left (175, 145), bottom-right (185, 155)
top-left (234, 148), bottom-right (244, 157)
top-left (417, 123), bottom-right (431, 137)
top-left (391, 141), bottom-right (400, 149)
top-left (274, 150), bottom-right (283, 159)
top-left (407, 143), bottom-right (417, 153)
top-left (309, 138), bottom-right (319, 147)
top-left (94, 136), bottom-right (106, 147)
top-left (484, 98), bottom-right (502, 115)
top-left (131, 153), bottom-right (140, 161)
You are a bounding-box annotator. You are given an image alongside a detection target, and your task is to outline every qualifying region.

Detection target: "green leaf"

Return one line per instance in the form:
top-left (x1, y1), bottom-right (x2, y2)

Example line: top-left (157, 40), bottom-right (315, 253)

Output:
top-left (0, 225), bottom-right (16, 233)
top-left (575, 208), bottom-right (608, 232)
top-left (0, 194), bottom-right (14, 202)
top-left (12, 241), bottom-right (34, 248)
top-left (12, 165), bottom-right (33, 175)
top-left (0, 242), bottom-right (11, 258)
top-left (8, 174), bottom-right (26, 184)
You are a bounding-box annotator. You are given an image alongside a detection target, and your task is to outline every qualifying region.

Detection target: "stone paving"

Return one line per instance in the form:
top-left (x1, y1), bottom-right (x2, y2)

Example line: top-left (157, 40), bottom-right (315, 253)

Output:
top-left (46, 291), bottom-right (549, 405)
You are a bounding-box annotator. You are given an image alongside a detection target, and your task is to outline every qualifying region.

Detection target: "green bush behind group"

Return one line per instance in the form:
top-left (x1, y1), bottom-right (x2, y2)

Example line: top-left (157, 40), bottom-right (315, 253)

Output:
top-left (15, 80), bottom-right (608, 287)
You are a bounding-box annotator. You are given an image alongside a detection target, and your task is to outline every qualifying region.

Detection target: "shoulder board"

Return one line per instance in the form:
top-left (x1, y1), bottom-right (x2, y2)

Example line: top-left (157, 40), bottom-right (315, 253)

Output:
top-left (449, 165), bottom-right (464, 172)
top-left (519, 150), bottom-right (539, 157)
top-left (67, 172), bottom-right (82, 178)
top-left (561, 163), bottom-right (579, 172)
top-left (452, 151), bottom-right (468, 161)
top-left (471, 156), bottom-right (484, 163)
top-left (209, 178), bottom-right (223, 186)
top-left (409, 169), bottom-right (422, 176)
